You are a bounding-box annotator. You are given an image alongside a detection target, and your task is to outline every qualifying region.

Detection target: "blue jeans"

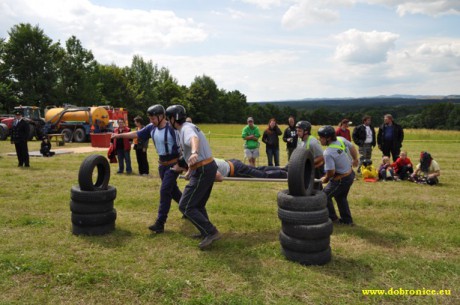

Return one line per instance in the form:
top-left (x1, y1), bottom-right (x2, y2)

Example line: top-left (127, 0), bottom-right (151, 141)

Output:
top-left (116, 149), bottom-right (132, 173)
top-left (266, 147), bottom-right (280, 166)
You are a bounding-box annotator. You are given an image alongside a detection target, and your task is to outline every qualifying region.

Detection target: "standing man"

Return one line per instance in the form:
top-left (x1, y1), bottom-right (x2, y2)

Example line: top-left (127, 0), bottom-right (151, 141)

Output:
top-left (283, 115), bottom-right (298, 161)
top-left (295, 121), bottom-right (324, 189)
top-left (242, 117), bottom-right (260, 167)
top-left (318, 125), bottom-right (359, 226)
top-left (11, 110), bottom-right (30, 167)
top-left (166, 105), bottom-right (221, 250)
top-left (352, 115), bottom-right (376, 172)
top-left (111, 105), bottom-right (182, 233)
top-left (133, 116), bottom-right (149, 176)
top-left (111, 119), bottom-right (132, 174)
top-left (377, 114), bottom-right (404, 162)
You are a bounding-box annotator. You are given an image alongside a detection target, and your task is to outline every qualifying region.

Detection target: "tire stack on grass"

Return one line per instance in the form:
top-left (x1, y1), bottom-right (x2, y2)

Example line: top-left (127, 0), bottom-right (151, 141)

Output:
top-left (70, 155), bottom-right (117, 236)
top-left (278, 148), bottom-right (332, 265)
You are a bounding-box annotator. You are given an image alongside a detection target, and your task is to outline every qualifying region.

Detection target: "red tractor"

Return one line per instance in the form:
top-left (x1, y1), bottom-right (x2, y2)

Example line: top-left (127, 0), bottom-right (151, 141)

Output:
top-left (0, 106), bottom-right (45, 141)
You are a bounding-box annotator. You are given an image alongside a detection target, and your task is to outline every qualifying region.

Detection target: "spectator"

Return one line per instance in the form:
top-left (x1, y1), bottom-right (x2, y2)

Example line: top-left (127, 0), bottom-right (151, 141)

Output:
top-left (377, 114), bottom-right (404, 162)
top-left (392, 151), bottom-right (413, 180)
top-left (336, 119), bottom-right (352, 141)
top-left (40, 136), bottom-right (55, 157)
top-left (262, 118), bottom-right (282, 166)
top-left (186, 117), bottom-right (193, 123)
top-left (133, 116), bottom-right (149, 176)
top-left (282, 115), bottom-right (298, 161)
top-left (352, 115), bottom-right (376, 173)
top-left (10, 110), bottom-right (30, 167)
top-left (410, 152), bottom-right (441, 185)
top-left (111, 119), bottom-right (132, 174)
top-left (378, 156), bottom-right (395, 181)
top-left (242, 117), bottom-right (260, 167)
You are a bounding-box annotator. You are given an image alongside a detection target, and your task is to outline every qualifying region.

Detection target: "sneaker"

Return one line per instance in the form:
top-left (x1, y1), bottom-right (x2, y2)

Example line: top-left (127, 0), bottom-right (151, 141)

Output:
top-left (198, 230), bottom-right (221, 250)
top-left (148, 222), bottom-right (164, 233)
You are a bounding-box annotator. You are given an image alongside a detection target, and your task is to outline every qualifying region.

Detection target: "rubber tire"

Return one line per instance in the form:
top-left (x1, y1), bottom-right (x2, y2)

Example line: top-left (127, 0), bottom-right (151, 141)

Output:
top-left (70, 185), bottom-right (117, 202)
top-left (78, 154), bottom-right (110, 191)
top-left (73, 128), bottom-right (86, 143)
top-left (277, 189), bottom-right (327, 212)
top-left (0, 124), bottom-right (8, 140)
top-left (278, 207), bottom-right (329, 225)
top-left (279, 230), bottom-right (329, 253)
top-left (61, 128), bottom-right (73, 142)
top-left (70, 200), bottom-right (114, 214)
top-left (71, 209), bottom-right (117, 227)
top-left (72, 221), bottom-right (115, 236)
top-left (281, 246), bottom-right (331, 266)
top-left (282, 219), bottom-right (333, 240)
top-left (288, 148), bottom-right (315, 196)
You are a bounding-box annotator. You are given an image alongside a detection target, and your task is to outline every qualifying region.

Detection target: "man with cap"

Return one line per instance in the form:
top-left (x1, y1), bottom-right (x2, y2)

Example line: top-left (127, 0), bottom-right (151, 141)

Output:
top-left (11, 109), bottom-right (30, 167)
top-left (336, 119), bottom-right (352, 141)
top-left (111, 105), bottom-right (182, 233)
top-left (242, 117), bottom-right (260, 167)
top-left (166, 105), bottom-right (221, 250)
top-left (318, 125), bottom-right (359, 225)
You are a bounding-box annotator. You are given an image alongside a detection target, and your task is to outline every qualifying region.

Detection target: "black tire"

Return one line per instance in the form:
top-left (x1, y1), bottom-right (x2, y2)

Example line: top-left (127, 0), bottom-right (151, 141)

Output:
top-left (70, 185), bottom-right (117, 202)
top-left (281, 246), bottom-right (331, 266)
top-left (278, 207), bottom-right (329, 225)
top-left (282, 219), bottom-right (333, 240)
top-left (70, 200), bottom-right (114, 214)
top-left (61, 128), bottom-right (73, 142)
top-left (277, 189), bottom-right (327, 212)
top-left (78, 154), bottom-right (110, 191)
top-left (0, 123), bottom-right (8, 140)
top-left (72, 221), bottom-right (115, 236)
top-left (279, 230), bottom-right (330, 253)
top-left (73, 128), bottom-right (86, 143)
top-left (71, 209), bottom-right (117, 227)
top-left (288, 148), bottom-right (315, 196)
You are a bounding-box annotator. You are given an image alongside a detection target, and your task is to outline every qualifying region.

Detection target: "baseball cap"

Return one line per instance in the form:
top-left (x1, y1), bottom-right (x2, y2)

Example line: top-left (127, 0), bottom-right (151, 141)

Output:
top-left (247, 117), bottom-right (254, 122)
top-left (341, 119), bottom-right (352, 125)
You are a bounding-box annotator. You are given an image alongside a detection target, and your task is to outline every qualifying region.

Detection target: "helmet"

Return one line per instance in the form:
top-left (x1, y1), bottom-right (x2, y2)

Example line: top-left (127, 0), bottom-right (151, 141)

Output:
top-left (295, 121), bottom-right (312, 133)
top-left (165, 105), bottom-right (187, 121)
top-left (362, 159), bottom-right (372, 167)
top-left (147, 104), bottom-right (165, 116)
top-left (317, 125), bottom-right (335, 138)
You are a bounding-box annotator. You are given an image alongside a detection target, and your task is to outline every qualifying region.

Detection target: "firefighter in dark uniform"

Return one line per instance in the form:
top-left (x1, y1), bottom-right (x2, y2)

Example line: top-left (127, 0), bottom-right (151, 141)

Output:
top-left (11, 110), bottom-right (30, 167)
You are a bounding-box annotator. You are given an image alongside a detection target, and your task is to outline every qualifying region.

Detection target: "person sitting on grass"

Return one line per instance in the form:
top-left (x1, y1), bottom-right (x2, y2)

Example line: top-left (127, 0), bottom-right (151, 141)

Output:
top-left (391, 151), bottom-right (413, 180)
top-left (360, 159), bottom-right (378, 181)
top-left (40, 136), bottom-right (55, 157)
top-left (410, 151), bottom-right (441, 185)
top-left (378, 156), bottom-right (395, 181)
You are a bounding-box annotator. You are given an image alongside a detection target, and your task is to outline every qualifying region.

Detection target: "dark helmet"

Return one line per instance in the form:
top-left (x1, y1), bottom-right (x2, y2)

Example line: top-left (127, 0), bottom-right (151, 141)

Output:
top-left (147, 104), bottom-right (165, 116)
top-left (317, 125), bottom-right (335, 138)
top-left (295, 120), bottom-right (312, 133)
top-left (165, 105), bottom-right (187, 122)
top-left (362, 159), bottom-right (372, 167)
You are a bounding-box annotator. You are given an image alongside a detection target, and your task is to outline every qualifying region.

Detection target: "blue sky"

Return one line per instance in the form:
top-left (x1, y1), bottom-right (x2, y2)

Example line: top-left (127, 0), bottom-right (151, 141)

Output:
top-left (1, 0), bottom-right (459, 102)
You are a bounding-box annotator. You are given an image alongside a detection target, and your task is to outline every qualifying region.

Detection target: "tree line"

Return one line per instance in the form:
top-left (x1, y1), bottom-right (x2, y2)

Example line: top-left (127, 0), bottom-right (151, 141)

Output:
top-left (1, 23), bottom-right (458, 130)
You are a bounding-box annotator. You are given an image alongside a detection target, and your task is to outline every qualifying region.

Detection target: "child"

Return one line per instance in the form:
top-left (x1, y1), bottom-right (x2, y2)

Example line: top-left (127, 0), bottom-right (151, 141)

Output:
top-left (40, 136), bottom-right (55, 157)
top-left (392, 151), bottom-right (413, 180)
top-left (378, 156), bottom-right (394, 181)
top-left (360, 159), bottom-right (378, 180)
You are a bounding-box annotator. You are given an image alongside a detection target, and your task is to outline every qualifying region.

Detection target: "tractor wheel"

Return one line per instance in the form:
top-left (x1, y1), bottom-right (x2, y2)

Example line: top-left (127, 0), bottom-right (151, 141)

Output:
top-left (279, 230), bottom-right (330, 253)
top-left (27, 124), bottom-right (35, 141)
top-left (281, 246), bottom-right (331, 266)
top-left (72, 221), bottom-right (115, 236)
top-left (69, 199), bottom-right (114, 214)
top-left (277, 189), bottom-right (327, 212)
top-left (78, 154), bottom-right (110, 191)
top-left (73, 128), bottom-right (86, 143)
top-left (281, 219), bottom-right (333, 240)
top-left (288, 148), bottom-right (315, 196)
top-left (0, 123), bottom-right (8, 140)
top-left (61, 128), bottom-right (73, 142)
top-left (71, 209), bottom-right (117, 227)
top-left (70, 185), bottom-right (117, 202)
top-left (278, 207), bottom-right (329, 225)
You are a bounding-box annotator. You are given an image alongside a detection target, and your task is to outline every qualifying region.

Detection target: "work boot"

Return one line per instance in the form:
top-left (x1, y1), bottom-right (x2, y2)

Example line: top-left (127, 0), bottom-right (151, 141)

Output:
top-left (148, 221), bottom-right (164, 233)
top-left (198, 230), bottom-right (221, 250)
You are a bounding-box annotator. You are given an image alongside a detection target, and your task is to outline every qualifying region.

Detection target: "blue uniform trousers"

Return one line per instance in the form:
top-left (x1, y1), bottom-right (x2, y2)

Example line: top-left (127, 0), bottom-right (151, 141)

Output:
top-left (157, 164), bottom-right (182, 224)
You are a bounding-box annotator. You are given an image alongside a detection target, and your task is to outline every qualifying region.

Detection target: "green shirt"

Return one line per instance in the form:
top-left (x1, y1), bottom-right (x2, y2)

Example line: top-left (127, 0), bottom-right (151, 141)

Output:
top-left (242, 125), bottom-right (260, 149)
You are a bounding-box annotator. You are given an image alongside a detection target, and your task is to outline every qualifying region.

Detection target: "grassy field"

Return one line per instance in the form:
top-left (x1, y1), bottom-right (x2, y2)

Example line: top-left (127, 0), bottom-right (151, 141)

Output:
top-left (0, 124), bottom-right (459, 305)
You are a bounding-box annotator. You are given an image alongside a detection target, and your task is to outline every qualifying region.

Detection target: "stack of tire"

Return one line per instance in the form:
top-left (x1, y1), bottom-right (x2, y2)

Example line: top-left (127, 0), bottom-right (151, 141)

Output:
top-left (278, 148), bottom-right (332, 265)
top-left (70, 154), bottom-right (117, 236)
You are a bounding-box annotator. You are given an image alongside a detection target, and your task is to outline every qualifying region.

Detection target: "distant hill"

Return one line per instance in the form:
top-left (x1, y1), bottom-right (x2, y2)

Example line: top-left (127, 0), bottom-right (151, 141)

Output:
top-left (252, 95), bottom-right (460, 111)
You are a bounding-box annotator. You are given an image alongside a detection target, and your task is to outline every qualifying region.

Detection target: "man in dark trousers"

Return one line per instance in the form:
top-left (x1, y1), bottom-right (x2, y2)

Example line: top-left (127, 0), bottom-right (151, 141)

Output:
top-left (352, 115), bottom-right (376, 171)
top-left (166, 105), bottom-right (221, 250)
top-left (282, 115), bottom-right (298, 161)
top-left (11, 110), bottom-right (30, 167)
top-left (377, 114), bottom-right (404, 162)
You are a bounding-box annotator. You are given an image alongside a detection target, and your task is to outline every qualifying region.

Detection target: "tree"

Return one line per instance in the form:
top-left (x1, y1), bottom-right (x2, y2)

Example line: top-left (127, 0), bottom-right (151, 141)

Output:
top-left (2, 23), bottom-right (61, 106)
top-left (186, 75), bottom-right (219, 123)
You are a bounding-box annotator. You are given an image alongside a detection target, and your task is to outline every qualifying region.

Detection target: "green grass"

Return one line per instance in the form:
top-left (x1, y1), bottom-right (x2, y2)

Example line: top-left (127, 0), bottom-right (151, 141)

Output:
top-left (0, 125), bottom-right (459, 305)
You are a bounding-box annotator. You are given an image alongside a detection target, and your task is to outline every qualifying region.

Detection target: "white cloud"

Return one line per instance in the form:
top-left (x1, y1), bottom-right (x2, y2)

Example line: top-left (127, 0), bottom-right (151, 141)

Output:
top-left (335, 29), bottom-right (399, 64)
top-left (239, 0), bottom-right (282, 9)
top-left (363, 0), bottom-right (460, 17)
